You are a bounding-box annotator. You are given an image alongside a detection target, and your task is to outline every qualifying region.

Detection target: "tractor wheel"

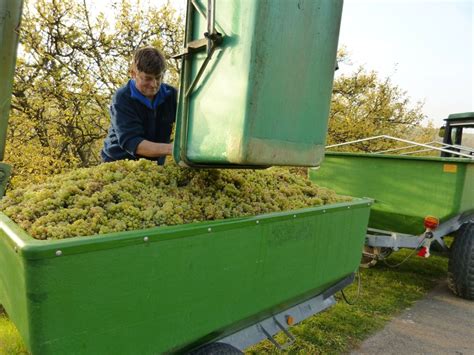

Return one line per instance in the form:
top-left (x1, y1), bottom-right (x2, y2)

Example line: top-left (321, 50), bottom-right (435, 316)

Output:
top-left (188, 342), bottom-right (243, 355)
top-left (447, 222), bottom-right (474, 300)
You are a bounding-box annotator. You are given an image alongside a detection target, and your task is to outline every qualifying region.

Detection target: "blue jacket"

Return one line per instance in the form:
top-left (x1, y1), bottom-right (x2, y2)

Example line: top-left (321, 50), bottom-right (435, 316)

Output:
top-left (101, 80), bottom-right (177, 165)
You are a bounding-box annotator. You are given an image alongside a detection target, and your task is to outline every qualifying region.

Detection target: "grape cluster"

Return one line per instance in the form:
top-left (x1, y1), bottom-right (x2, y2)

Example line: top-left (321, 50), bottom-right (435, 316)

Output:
top-left (0, 160), bottom-right (351, 240)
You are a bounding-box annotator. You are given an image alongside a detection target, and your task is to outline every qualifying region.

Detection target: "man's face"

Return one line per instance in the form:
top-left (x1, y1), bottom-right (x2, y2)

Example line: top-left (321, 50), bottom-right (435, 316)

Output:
top-left (132, 69), bottom-right (163, 100)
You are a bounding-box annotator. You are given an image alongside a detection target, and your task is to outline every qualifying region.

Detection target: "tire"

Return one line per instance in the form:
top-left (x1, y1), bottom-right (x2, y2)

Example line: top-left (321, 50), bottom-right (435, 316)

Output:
top-left (188, 342), bottom-right (243, 355)
top-left (447, 222), bottom-right (474, 300)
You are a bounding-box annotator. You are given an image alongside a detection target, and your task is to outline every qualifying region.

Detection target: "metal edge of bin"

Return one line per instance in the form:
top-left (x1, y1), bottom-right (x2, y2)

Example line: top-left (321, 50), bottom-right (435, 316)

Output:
top-left (0, 198), bottom-right (373, 260)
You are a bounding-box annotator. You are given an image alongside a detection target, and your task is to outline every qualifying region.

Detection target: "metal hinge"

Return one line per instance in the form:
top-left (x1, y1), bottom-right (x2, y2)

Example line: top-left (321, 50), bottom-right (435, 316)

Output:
top-left (173, 0), bottom-right (223, 97)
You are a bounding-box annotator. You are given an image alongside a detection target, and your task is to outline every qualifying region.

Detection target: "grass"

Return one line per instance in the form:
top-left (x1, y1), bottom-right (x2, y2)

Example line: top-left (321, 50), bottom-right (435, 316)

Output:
top-left (247, 249), bottom-right (448, 354)
top-left (0, 307), bottom-right (28, 355)
top-left (0, 250), bottom-right (448, 355)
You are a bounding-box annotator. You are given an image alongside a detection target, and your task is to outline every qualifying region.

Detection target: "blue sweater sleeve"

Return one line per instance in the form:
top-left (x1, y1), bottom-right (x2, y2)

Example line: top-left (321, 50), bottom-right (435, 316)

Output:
top-left (110, 94), bottom-right (145, 157)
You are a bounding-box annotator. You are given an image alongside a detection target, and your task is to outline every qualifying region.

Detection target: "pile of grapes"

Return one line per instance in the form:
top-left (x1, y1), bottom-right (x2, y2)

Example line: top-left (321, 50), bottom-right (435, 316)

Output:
top-left (0, 160), bottom-right (351, 240)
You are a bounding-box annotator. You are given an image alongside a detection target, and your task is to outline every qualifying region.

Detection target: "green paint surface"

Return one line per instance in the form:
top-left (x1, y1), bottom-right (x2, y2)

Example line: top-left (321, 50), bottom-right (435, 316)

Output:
top-left (309, 152), bottom-right (474, 234)
top-left (174, 0), bottom-right (343, 167)
top-left (0, 199), bottom-right (370, 354)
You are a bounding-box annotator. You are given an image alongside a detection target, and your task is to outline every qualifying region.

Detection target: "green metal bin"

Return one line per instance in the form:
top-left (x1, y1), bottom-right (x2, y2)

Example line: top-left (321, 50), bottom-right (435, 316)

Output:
top-left (309, 152), bottom-right (474, 234)
top-left (0, 199), bottom-right (371, 354)
top-left (174, 0), bottom-right (343, 167)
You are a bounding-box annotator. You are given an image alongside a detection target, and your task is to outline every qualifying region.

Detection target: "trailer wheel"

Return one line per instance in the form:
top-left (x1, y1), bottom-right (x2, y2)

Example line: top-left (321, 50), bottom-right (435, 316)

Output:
top-left (188, 342), bottom-right (243, 355)
top-left (447, 222), bottom-right (474, 300)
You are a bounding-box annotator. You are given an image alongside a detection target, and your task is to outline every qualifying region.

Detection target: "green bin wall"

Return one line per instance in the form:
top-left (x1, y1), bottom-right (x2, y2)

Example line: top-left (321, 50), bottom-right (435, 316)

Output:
top-left (309, 153), bottom-right (474, 234)
top-left (0, 199), bottom-right (370, 354)
top-left (174, 0), bottom-right (343, 167)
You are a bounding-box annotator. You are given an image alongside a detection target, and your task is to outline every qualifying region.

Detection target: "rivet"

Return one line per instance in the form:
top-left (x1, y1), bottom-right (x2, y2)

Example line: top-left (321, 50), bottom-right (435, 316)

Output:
top-left (208, 227), bottom-right (212, 232)
top-left (55, 250), bottom-right (62, 256)
top-left (144, 236), bottom-right (149, 242)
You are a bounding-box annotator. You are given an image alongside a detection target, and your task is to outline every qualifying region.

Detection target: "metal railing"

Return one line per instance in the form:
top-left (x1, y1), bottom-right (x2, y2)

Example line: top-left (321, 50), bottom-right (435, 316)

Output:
top-left (327, 135), bottom-right (474, 159)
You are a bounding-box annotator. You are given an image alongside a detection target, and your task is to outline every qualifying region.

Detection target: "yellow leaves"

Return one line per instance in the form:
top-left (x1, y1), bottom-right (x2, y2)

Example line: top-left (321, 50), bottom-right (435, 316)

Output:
top-left (329, 66), bottom-right (425, 151)
top-left (3, 142), bottom-right (78, 189)
top-left (11, 0), bottom-right (185, 174)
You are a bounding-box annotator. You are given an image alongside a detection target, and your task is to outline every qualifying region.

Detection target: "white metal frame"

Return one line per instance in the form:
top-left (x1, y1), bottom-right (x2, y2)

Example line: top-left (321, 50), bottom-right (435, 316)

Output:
top-left (326, 135), bottom-right (474, 159)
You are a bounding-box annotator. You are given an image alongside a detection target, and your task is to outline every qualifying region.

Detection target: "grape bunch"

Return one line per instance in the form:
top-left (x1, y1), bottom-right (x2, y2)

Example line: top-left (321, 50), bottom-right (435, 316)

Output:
top-left (0, 160), bottom-right (351, 240)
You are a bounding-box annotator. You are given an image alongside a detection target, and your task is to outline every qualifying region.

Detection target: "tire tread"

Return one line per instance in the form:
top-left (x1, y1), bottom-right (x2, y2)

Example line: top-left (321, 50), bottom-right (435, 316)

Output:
top-left (448, 223), bottom-right (474, 300)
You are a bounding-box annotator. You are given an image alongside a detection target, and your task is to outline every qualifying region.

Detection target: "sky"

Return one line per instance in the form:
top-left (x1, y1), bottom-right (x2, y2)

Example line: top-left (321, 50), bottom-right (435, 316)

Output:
top-left (90, 0), bottom-right (473, 128)
top-left (338, 0), bottom-right (473, 127)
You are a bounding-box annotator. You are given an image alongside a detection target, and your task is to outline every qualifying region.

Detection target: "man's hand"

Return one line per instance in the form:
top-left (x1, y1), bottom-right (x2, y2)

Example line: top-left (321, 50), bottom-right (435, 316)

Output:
top-left (135, 140), bottom-right (173, 158)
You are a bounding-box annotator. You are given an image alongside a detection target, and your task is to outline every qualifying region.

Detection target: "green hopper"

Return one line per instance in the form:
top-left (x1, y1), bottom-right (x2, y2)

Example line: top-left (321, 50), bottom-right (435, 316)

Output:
top-left (173, 0), bottom-right (343, 168)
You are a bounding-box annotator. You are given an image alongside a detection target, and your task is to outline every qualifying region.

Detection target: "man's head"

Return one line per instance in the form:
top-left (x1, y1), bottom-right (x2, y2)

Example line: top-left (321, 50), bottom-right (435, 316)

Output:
top-left (130, 47), bottom-right (167, 100)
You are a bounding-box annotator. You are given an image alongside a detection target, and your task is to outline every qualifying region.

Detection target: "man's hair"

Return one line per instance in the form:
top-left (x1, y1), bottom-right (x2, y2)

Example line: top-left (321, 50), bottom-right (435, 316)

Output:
top-left (132, 47), bottom-right (166, 75)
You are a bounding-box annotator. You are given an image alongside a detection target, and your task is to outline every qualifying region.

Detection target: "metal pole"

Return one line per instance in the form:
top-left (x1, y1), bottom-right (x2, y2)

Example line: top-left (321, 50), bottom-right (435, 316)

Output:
top-left (207, 0), bottom-right (215, 56)
top-left (208, 0), bottom-right (216, 34)
top-left (0, 0), bottom-right (23, 161)
top-left (327, 135), bottom-right (474, 159)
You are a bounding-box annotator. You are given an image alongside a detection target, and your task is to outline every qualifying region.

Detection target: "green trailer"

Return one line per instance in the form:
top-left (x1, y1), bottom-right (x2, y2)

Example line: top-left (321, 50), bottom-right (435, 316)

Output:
top-left (0, 200), bottom-right (371, 354)
top-left (309, 133), bottom-right (474, 300)
top-left (309, 152), bottom-right (473, 235)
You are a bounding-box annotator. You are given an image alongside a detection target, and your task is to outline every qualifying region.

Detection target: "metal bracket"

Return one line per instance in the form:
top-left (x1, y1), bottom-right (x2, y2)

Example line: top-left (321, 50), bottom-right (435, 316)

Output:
top-left (365, 211), bottom-right (474, 253)
top-left (206, 274), bottom-right (354, 352)
top-left (259, 317), bottom-right (296, 350)
top-left (366, 228), bottom-right (422, 250)
top-left (172, 38), bottom-right (208, 59)
top-left (173, 0), bottom-right (223, 97)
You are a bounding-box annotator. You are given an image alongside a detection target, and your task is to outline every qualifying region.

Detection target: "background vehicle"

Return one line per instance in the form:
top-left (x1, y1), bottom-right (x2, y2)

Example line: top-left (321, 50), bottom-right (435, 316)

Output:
top-left (310, 113), bottom-right (474, 300)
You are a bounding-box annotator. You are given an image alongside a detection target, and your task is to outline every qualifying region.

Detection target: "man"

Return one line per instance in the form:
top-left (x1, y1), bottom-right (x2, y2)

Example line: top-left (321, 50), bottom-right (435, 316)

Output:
top-left (101, 47), bottom-right (176, 165)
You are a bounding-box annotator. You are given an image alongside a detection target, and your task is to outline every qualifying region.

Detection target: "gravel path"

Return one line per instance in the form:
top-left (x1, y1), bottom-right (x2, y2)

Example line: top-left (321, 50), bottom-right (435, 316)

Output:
top-left (351, 280), bottom-right (474, 354)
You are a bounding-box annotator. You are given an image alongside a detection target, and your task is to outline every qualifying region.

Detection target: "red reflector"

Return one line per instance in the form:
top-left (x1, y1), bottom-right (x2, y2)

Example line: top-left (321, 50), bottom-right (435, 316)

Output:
top-left (424, 216), bottom-right (439, 230)
top-left (417, 246), bottom-right (428, 257)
